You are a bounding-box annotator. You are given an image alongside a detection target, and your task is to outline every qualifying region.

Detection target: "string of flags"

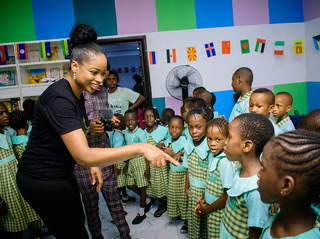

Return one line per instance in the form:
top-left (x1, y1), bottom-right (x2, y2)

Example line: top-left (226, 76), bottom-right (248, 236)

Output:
top-left (148, 34), bottom-right (320, 65)
top-left (111, 66), bottom-right (141, 74)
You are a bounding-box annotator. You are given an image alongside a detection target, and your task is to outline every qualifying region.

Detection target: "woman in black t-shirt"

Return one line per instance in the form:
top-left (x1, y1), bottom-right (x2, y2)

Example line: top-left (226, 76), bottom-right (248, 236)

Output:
top-left (16, 25), bottom-right (177, 239)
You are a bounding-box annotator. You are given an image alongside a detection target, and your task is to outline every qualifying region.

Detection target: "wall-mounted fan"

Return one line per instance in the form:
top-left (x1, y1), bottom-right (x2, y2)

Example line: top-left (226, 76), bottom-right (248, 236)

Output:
top-left (166, 65), bottom-right (203, 101)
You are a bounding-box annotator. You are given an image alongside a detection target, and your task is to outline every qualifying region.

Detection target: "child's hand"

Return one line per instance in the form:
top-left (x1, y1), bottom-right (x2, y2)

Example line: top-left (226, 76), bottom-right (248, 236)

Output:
top-left (195, 202), bottom-right (202, 214)
top-left (197, 197), bottom-right (209, 214)
top-left (89, 119), bottom-right (105, 135)
top-left (156, 143), bottom-right (165, 149)
top-left (174, 152), bottom-right (184, 163)
top-left (163, 147), bottom-right (173, 155)
top-left (185, 186), bottom-right (189, 198)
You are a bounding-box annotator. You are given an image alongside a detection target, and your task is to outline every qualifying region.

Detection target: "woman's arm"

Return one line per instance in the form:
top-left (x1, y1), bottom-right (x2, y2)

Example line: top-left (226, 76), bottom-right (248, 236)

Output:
top-left (61, 129), bottom-right (176, 168)
top-left (128, 94), bottom-right (145, 110)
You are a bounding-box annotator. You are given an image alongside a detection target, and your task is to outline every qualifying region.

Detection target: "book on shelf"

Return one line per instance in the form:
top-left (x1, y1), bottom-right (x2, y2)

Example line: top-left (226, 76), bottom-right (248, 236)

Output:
top-left (0, 70), bottom-right (15, 87)
top-left (50, 68), bottom-right (60, 80)
top-left (29, 50), bottom-right (40, 62)
top-left (63, 64), bottom-right (70, 79)
top-left (27, 68), bottom-right (46, 84)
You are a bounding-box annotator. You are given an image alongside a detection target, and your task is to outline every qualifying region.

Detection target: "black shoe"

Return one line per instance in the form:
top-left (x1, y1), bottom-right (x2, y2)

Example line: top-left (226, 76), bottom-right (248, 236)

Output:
top-left (132, 213), bottom-right (146, 224)
top-left (145, 198), bottom-right (156, 213)
top-left (122, 196), bottom-right (136, 205)
top-left (154, 202), bottom-right (167, 217)
top-left (180, 222), bottom-right (188, 234)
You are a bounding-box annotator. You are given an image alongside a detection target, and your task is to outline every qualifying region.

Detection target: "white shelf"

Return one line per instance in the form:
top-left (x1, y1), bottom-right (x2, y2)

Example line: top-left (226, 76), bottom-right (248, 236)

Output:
top-left (0, 64), bottom-right (16, 69)
top-left (19, 59), bottom-right (69, 67)
top-left (21, 83), bottom-right (52, 96)
top-left (0, 86), bottom-right (20, 99)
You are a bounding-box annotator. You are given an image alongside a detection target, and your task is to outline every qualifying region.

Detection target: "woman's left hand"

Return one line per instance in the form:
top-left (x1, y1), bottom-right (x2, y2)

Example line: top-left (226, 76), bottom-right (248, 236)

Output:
top-left (90, 167), bottom-right (103, 192)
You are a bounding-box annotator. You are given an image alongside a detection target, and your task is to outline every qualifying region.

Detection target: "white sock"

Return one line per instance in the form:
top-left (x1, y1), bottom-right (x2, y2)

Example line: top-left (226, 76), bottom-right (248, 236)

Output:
top-left (139, 207), bottom-right (145, 216)
top-left (122, 195), bottom-right (129, 200)
top-left (146, 197), bottom-right (151, 204)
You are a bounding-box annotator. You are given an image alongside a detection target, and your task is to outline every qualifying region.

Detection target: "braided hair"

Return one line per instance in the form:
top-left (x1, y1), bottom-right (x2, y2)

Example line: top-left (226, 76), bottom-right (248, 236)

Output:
top-left (186, 107), bottom-right (213, 123)
top-left (206, 118), bottom-right (229, 138)
top-left (268, 130), bottom-right (320, 201)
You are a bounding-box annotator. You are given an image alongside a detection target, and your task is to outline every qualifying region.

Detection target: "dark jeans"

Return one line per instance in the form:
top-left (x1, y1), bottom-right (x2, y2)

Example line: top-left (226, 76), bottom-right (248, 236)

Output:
top-left (16, 171), bottom-right (89, 239)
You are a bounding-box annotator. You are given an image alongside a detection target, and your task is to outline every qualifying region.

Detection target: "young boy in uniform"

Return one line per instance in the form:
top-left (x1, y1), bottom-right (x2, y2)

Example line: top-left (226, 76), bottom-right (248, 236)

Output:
top-left (273, 92), bottom-right (295, 133)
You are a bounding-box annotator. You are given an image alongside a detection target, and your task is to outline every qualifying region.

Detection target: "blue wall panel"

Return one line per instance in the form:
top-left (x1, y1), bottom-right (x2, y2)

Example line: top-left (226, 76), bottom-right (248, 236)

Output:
top-left (307, 82), bottom-right (320, 113)
top-left (152, 97), bottom-right (166, 117)
top-left (213, 90), bottom-right (235, 120)
top-left (268, 0), bottom-right (304, 24)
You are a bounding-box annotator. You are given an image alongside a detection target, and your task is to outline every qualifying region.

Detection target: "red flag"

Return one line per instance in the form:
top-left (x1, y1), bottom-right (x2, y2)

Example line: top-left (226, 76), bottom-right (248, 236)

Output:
top-left (0, 45), bottom-right (9, 62)
top-left (221, 41), bottom-right (230, 54)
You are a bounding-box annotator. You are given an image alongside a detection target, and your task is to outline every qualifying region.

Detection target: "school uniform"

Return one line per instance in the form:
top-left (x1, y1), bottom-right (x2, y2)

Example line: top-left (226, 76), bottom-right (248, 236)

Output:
top-left (260, 207), bottom-right (320, 238)
top-left (11, 135), bottom-right (28, 161)
top-left (182, 124), bottom-right (190, 139)
top-left (125, 126), bottom-right (148, 188)
top-left (205, 152), bottom-right (235, 238)
top-left (220, 166), bottom-right (269, 239)
top-left (277, 116), bottom-right (295, 134)
top-left (270, 119), bottom-right (281, 136)
top-left (145, 125), bottom-right (169, 198)
top-left (182, 136), bottom-right (210, 239)
top-left (229, 89), bottom-right (254, 122)
top-left (164, 135), bottom-right (188, 219)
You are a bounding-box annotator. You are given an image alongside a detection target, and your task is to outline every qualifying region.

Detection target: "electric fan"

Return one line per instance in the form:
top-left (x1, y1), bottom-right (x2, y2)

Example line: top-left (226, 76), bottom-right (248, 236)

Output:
top-left (166, 65), bottom-right (203, 101)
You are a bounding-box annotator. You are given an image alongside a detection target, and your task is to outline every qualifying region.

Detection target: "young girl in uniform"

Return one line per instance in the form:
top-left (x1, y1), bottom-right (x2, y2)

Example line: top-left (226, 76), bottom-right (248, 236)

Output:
top-left (162, 115), bottom-right (188, 233)
top-left (182, 107), bottom-right (213, 239)
top-left (144, 107), bottom-right (169, 218)
top-left (195, 118), bottom-right (235, 238)
top-left (257, 130), bottom-right (320, 238)
top-left (220, 113), bottom-right (274, 239)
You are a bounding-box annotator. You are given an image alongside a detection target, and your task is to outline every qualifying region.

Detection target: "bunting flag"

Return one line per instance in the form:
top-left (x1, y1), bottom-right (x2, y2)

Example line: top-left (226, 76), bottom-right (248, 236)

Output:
top-left (166, 49), bottom-right (176, 63)
top-left (240, 40), bottom-right (250, 54)
top-left (274, 41), bottom-right (285, 55)
top-left (222, 41), bottom-right (230, 54)
top-left (205, 42), bottom-right (216, 57)
top-left (118, 68), bottom-right (122, 73)
top-left (61, 39), bottom-right (71, 56)
top-left (149, 51), bottom-right (156, 65)
top-left (255, 38), bottom-right (266, 53)
top-left (17, 43), bottom-right (28, 60)
top-left (187, 47), bottom-right (197, 61)
top-left (131, 67), bottom-right (135, 72)
top-left (124, 67), bottom-right (128, 73)
top-left (39, 42), bottom-right (51, 58)
top-left (293, 40), bottom-right (304, 55)
top-left (0, 45), bottom-right (9, 63)
top-left (313, 35), bottom-right (320, 51)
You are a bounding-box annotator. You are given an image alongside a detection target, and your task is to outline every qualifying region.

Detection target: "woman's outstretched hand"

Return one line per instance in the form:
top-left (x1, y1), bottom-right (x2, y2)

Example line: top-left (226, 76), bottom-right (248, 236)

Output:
top-left (142, 143), bottom-right (179, 168)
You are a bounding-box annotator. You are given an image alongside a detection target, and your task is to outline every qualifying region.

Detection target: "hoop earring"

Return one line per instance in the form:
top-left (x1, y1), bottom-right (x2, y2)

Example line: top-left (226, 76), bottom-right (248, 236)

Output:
top-left (73, 72), bottom-right (76, 80)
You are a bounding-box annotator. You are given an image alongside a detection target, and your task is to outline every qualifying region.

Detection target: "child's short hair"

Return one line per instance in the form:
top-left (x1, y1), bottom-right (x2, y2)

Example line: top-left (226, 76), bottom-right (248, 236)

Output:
top-left (234, 113), bottom-right (274, 156)
top-left (298, 109), bottom-right (320, 133)
top-left (124, 109), bottom-right (138, 118)
top-left (161, 108), bottom-right (175, 120)
top-left (252, 88), bottom-right (275, 105)
top-left (268, 130), bottom-right (320, 201)
top-left (184, 97), bottom-right (206, 109)
top-left (23, 99), bottom-right (35, 122)
top-left (168, 115), bottom-right (184, 126)
top-left (114, 113), bottom-right (126, 130)
top-left (9, 110), bottom-right (28, 131)
top-left (275, 92), bottom-right (293, 105)
top-left (206, 118), bottom-right (229, 137)
top-left (186, 107), bottom-right (213, 123)
top-left (108, 69), bottom-right (119, 82)
top-left (233, 67), bottom-right (253, 85)
top-left (143, 107), bottom-right (160, 121)
top-left (211, 93), bottom-right (216, 107)
top-left (193, 86), bottom-right (206, 96)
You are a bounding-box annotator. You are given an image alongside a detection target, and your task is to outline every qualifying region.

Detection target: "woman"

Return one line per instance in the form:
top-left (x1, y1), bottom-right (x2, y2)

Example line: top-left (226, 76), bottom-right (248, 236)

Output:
top-left (16, 24), bottom-right (176, 239)
top-left (106, 70), bottom-right (145, 115)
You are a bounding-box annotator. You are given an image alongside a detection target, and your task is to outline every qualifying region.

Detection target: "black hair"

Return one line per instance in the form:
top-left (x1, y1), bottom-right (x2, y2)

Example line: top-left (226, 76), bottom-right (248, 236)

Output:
top-left (252, 88), bottom-right (275, 105)
top-left (186, 107), bottom-right (213, 123)
top-left (22, 99), bottom-right (35, 122)
top-left (193, 86), bottom-right (206, 96)
top-left (9, 110), bottom-right (28, 131)
top-left (69, 23), bottom-right (106, 65)
top-left (234, 67), bottom-right (253, 85)
top-left (168, 115), bottom-right (184, 127)
top-left (234, 113), bottom-right (274, 156)
top-left (133, 74), bottom-right (142, 84)
top-left (275, 91), bottom-right (293, 105)
top-left (206, 118), bottom-right (229, 137)
top-left (108, 70), bottom-right (119, 82)
top-left (211, 92), bottom-right (216, 107)
top-left (161, 108), bottom-right (175, 123)
top-left (107, 61), bottom-right (111, 71)
top-left (268, 130), bottom-right (320, 202)
top-left (298, 109), bottom-right (320, 133)
top-left (184, 97), bottom-right (206, 110)
top-left (124, 109), bottom-right (138, 118)
top-left (143, 107), bottom-right (160, 122)
top-left (114, 113), bottom-right (126, 130)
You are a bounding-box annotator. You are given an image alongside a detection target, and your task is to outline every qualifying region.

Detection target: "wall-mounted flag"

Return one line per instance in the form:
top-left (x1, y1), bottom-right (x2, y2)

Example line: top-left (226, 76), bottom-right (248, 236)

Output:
top-left (149, 51), bottom-right (156, 65)
top-left (222, 41), bottom-right (230, 54)
top-left (124, 67), bottom-right (128, 73)
top-left (17, 43), bottom-right (28, 60)
top-left (187, 47), bottom-right (197, 61)
top-left (293, 40), bottom-right (304, 55)
top-left (131, 67), bottom-right (135, 72)
top-left (205, 42), bottom-right (216, 57)
top-left (40, 42), bottom-right (51, 58)
top-left (313, 35), bottom-right (320, 51)
top-left (255, 38), bottom-right (266, 53)
top-left (274, 41), bottom-right (285, 55)
top-left (118, 68), bottom-right (122, 74)
top-left (61, 39), bottom-right (70, 56)
top-left (240, 40), bottom-right (250, 54)
top-left (166, 49), bottom-right (176, 63)
top-left (0, 45), bottom-right (9, 63)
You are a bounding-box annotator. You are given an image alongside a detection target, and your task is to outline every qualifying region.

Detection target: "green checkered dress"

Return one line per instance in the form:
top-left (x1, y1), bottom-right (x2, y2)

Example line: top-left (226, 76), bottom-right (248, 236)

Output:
top-left (0, 136), bottom-right (43, 232)
top-left (146, 136), bottom-right (169, 198)
top-left (116, 161), bottom-right (127, 188)
top-left (127, 155), bottom-right (148, 188)
top-left (188, 150), bottom-right (209, 239)
top-left (222, 193), bottom-right (249, 238)
top-left (12, 143), bottom-right (24, 161)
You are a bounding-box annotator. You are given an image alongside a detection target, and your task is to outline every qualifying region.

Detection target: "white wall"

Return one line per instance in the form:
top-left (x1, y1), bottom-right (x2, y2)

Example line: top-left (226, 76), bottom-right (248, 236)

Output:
top-left (304, 17), bottom-right (320, 82)
top-left (145, 22), bottom-right (306, 98)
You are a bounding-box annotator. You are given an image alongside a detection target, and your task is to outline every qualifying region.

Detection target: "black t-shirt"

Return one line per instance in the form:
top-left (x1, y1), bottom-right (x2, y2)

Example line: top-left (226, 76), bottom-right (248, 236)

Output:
top-left (18, 79), bottom-right (89, 180)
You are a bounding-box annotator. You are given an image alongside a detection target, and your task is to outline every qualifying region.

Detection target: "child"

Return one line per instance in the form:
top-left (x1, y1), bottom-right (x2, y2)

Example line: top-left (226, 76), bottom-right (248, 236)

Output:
top-left (220, 113), bottom-right (274, 239)
top-left (163, 115), bottom-right (188, 234)
top-left (229, 67), bottom-right (254, 122)
top-left (197, 90), bottom-right (219, 118)
top-left (9, 110), bottom-right (29, 160)
top-left (249, 88), bottom-right (281, 136)
top-left (193, 86), bottom-right (206, 97)
top-left (298, 109), bottom-right (320, 133)
top-left (195, 118), bottom-right (235, 238)
top-left (182, 107), bottom-right (213, 239)
top-left (23, 99), bottom-right (35, 136)
top-left (257, 130), bottom-right (320, 238)
top-left (110, 113), bottom-right (135, 205)
top-left (144, 107), bottom-right (169, 218)
top-left (160, 108), bottom-right (175, 126)
top-left (273, 92), bottom-right (295, 133)
top-left (124, 109), bottom-right (150, 224)
top-left (0, 103), bottom-right (42, 238)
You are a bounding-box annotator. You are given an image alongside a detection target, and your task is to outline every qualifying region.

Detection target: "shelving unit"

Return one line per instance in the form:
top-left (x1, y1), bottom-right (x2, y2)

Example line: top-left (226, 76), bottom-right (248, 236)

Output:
top-left (0, 39), bottom-right (70, 108)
